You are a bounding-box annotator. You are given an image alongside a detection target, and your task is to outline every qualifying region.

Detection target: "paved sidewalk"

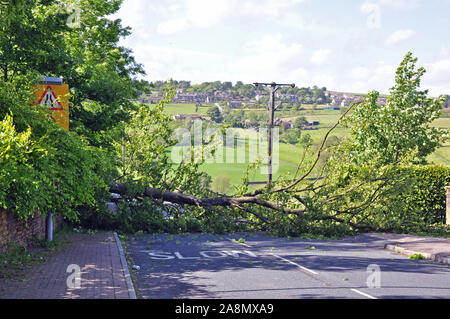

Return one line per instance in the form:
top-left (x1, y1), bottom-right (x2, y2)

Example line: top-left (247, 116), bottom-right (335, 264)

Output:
top-left (0, 232), bottom-right (134, 299)
top-left (383, 234), bottom-right (450, 265)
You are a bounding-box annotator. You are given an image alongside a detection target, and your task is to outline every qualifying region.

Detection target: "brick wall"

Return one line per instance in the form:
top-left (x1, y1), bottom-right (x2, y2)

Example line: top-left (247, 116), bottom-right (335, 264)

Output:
top-left (0, 210), bottom-right (63, 253)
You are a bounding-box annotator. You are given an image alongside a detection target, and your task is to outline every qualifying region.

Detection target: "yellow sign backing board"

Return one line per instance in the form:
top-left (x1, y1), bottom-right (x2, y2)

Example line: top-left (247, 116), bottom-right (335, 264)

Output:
top-left (34, 84), bottom-right (70, 130)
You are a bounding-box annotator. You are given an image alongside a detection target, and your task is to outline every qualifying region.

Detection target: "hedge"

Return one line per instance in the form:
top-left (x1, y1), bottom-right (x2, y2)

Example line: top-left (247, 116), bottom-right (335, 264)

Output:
top-left (401, 165), bottom-right (450, 225)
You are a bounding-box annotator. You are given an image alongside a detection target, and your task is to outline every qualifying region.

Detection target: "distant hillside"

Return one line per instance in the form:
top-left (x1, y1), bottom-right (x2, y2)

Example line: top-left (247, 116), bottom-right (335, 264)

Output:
top-left (138, 80), bottom-right (449, 109)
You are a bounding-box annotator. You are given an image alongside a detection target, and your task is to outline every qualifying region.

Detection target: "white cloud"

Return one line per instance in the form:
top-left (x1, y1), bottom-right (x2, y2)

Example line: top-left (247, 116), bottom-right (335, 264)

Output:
top-left (369, 63), bottom-right (397, 92)
top-left (349, 67), bottom-right (371, 80)
top-left (360, 2), bottom-right (381, 29)
top-left (439, 44), bottom-right (450, 57)
top-left (311, 74), bottom-right (335, 88)
top-left (156, 0), bottom-right (236, 35)
top-left (155, 0), bottom-right (306, 35)
top-left (385, 29), bottom-right (416, 45)
top-left (128, 44), bottom-right (229, 82)
top-left (228, 34), bottom-right (305, 83)
top-left (112, 0), bottom-right (449, 96)
top-left (157, 18), bottom-right (190, 35)
top-left (423, 59), bottom-right (450, 95)
top-left (185, 0), bottom-right (235, 28)
top-left (310, 49), bottom-right (332, 65)
top-left (379, 0), bottom-right (420, 10)
top-left (360, 2), bottom-right (378, 14)
top-left (242, 0), bottom-right (306, 18)
top-left (341, 62), bottom-right (397, 94)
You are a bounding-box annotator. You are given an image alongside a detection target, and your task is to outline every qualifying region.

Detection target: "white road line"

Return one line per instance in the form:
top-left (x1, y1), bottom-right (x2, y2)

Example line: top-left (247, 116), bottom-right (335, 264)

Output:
top-left (350, 289), bottom-right (377, 300)
top-left (226, 238), bottom-right (378, 299)
top-left (269, 253), bottom-right (319, 275)
top-left (228, 239), bottom-right (319, 275)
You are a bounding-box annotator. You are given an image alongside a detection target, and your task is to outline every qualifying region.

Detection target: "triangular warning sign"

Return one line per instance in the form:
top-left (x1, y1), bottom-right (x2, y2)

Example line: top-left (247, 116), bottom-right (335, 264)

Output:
top-left (38, 86), bottom-right (63, 110)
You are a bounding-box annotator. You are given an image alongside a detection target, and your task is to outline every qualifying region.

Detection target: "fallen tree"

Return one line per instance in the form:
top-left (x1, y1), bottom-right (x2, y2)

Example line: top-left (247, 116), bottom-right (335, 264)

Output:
top-left (105, 53), bottom-right (448, 236)
top-left (109, 105), bottom-right (400, 233)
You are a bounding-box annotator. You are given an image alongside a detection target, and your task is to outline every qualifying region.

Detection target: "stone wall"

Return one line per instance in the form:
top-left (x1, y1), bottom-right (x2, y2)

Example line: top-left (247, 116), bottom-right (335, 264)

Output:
top-left (0, 210), bottom-right (63, 253)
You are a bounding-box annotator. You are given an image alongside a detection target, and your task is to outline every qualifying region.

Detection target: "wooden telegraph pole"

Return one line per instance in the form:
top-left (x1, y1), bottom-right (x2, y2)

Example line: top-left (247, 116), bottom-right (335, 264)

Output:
top-left (254, 82), bottom-right (296, 185)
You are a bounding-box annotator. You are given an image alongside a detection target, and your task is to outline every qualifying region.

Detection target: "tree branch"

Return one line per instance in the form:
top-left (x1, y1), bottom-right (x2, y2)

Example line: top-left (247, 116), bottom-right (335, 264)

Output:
top-left (110, 183), bottom-right (307, 216)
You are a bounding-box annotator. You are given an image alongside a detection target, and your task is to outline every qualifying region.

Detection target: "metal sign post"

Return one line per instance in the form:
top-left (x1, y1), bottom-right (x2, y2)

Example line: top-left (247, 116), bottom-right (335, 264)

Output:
top-left (34, 77), bottom-right (70, 242)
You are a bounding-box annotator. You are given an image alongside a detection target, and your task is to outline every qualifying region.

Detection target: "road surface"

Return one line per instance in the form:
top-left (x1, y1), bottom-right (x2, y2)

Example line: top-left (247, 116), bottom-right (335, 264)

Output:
top-left (126, 232), bottom-right (450, 299)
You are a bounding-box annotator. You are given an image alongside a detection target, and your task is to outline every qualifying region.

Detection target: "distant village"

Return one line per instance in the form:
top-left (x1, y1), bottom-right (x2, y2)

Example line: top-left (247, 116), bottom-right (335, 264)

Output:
top-left (138, 88), bottom-right (389, 109)
top-left (137, 83), bottom-right (450, 130)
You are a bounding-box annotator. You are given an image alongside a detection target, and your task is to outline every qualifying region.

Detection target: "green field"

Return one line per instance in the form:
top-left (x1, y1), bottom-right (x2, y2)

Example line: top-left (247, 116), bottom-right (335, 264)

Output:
top-left (164, 103), bottom-right (450, 187)
top-left (171, 128), bottom-right (302, 186)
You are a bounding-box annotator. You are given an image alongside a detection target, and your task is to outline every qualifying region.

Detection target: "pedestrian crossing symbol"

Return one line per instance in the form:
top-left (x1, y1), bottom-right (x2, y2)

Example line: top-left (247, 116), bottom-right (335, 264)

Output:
top-left (34, 82), bottom-right (70, 130)
top-left (38, 86), bottom-right (64, 110)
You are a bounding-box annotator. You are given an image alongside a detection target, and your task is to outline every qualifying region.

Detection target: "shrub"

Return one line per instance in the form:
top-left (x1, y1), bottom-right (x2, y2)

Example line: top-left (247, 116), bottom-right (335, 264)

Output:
top-left (0, 112), bottom-right (112, 222)
top-left (401, 165), bottom-right (450, 225)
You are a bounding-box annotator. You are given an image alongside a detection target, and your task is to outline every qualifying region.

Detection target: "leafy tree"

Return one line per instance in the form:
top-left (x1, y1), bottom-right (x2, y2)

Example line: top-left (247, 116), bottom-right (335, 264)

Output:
top-left (223, 81), bottom-right (232, 90)
top-left (0, 0), bottom-right (68, 83)
top-left (0, 0), bottom-right (141, 224)
top-left (345, 52), bottom-right (447, 165)
top-left (61, 0), bottom-right (146, 147)
top-left (294, 116), bottom-right (308, 129)
top-left (0, 98), bottom-right (112, 222)
top-left (299, 133), bottom-right (312, 148)
top-left (207, 106), bottom-right (223, 123)
top-left (0, 0), bottom-right (145, 148)
top-left (280, 129), bottom-right (302, 145)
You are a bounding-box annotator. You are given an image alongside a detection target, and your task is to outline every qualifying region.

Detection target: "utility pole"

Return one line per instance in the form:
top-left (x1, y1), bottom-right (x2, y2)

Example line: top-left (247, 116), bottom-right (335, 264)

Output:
top-left (254, 82), bottom-right (296, 185)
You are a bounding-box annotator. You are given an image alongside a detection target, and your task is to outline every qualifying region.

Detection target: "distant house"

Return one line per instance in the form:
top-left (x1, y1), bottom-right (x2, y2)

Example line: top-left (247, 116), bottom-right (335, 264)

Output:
top-left (229, 101), bottom-right (243, 108)
top-left (172, 114), bottom-right (188, 121)
top-left (341, 100), bottom-right (350, 107)
top-left (172, 93), bottom-right (211, 104)
top-left (282, 121), bottom-right (294, 130)
top-left (331, 97), bottom-right (344, 106)
top-left (377, 97), bottom-right (387, 105)
top-left (280, 94), bottom-right (299, 103)
top-left (444, 95), bottom-right (450, 108)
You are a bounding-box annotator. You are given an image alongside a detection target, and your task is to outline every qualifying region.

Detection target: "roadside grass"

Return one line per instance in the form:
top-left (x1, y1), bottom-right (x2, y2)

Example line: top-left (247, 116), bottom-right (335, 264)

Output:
top-left (0, 224), bottom-right (74, 280)
top-left (409, 254), bottom-right (425, 260)
top-left (117, 235), bottom-right (141, 299)
top-left (232, 238), bottom-right (246, 244)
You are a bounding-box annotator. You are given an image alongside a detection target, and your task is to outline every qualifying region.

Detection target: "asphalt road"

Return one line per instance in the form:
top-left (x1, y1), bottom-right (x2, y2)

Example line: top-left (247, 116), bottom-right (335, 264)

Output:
top-left (126, 232), bottom-right (450, 299)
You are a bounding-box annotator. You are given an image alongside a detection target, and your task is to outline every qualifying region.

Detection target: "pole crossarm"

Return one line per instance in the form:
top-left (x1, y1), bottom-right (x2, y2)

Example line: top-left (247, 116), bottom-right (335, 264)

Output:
top-left (253, 82), bottom-right (296, 88)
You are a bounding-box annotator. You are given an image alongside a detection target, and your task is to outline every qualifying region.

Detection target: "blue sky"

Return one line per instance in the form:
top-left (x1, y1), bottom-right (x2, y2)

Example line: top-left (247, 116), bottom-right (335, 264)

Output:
top-left (114, 0), bottom-right (450, 96)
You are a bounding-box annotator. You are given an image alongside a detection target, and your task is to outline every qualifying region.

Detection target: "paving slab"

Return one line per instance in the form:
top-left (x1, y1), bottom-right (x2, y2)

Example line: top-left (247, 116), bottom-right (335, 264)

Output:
top-left (0, 231), bottom-right (134, 299)
top-left (381, 234), bottom-right (450, 264)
